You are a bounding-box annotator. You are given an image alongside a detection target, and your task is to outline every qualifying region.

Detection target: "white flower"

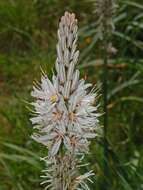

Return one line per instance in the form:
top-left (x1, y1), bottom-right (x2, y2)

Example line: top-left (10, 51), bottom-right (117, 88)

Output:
top-left (40, 154), bottom-right (94, 190)
top-left (30, 11), bottom-right (101, 190)
top-left (30, 12), bottom-right (100, 157)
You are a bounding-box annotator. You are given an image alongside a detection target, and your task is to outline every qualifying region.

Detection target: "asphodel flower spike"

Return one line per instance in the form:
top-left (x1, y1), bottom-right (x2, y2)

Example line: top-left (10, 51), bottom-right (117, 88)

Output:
top-left (30, 11), bottom-right (101, 189)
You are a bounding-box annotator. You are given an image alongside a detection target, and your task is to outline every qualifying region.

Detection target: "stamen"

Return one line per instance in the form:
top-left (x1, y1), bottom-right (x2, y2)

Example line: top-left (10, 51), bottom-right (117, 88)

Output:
top-left (53, 111), bottom-right (62, 121)
top-left (50, 95), bottom-right (58, 103)
top-left (69, 112), bottom-right (76, 121)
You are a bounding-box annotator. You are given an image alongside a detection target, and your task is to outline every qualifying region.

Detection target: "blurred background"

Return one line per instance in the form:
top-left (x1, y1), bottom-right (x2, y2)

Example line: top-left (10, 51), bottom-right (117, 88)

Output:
top-left (0, 0), bottom-right (143, 189)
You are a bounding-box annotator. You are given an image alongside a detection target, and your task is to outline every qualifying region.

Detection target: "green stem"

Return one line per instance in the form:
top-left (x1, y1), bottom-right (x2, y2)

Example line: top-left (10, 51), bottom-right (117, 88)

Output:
top-left (103, 37), bottom-right (109, 185)
top-left (103, 40), bottom-right (108, 136)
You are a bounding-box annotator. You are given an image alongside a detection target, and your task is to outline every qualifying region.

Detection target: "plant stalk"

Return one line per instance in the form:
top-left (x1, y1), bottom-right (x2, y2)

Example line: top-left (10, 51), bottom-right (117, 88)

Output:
top-left (103, 35), bottom-right (109, 187)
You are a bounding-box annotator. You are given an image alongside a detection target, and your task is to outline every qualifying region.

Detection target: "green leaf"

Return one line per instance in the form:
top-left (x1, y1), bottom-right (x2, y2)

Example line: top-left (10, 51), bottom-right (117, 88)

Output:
top-left (117, 172), bottom-right (134, 190)
top-left (0, 153), bottom-right (41, 169)
top-left (3, 142), bottom-right (39, 159)
top-left (124, 1), bottom-right (143, 10)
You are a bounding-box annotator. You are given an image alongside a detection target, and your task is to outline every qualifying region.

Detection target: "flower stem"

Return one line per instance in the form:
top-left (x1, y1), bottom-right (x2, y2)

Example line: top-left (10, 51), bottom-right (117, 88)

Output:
top-left (103, 37), bottom-right (109, 181)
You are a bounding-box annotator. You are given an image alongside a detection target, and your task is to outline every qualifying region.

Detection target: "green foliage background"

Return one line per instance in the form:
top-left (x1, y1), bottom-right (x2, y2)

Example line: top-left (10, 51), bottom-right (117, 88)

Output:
top-left (0, 0), bottom-right (143, 189)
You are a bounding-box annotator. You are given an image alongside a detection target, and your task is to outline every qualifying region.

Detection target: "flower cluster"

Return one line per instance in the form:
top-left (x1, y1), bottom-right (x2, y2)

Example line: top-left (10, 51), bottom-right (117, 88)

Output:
top-left (40, 154), bottom-right (94, 190)
top-left (30, 12), bottom-right (100, 189)
top-left (94, 0), bottom-right (116, 40)
top-left (30, 12), bottom-right (99, 157)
